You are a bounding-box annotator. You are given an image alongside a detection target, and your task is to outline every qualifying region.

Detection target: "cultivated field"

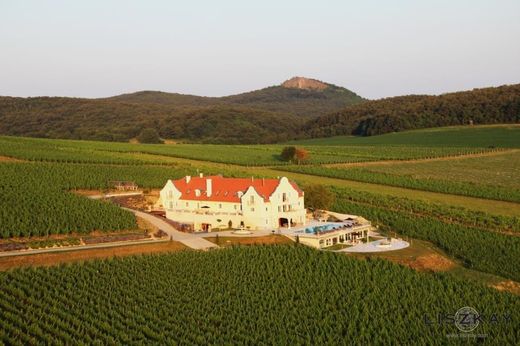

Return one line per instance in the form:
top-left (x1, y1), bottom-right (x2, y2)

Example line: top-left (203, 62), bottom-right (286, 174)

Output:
top-left (0, 135), bottom-right (502, 166)
top-left (288, 124), bottom-right (520, 147)
top-left (0, 246), bottom-right (518, 344)
top-left (1, 125), bottom-right (519, 343)
top-left (358, 150), bottom-right (520, 190)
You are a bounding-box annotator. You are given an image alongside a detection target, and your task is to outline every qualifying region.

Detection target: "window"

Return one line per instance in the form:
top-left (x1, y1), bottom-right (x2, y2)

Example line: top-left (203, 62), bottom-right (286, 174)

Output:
top-left (265, 207), bottom-right (268, 211)
top-left (185, 202), bottom-right (189, 207)
top-left (169, 201), bottom-right (173, 209)
top-left (251, 208), bottom-right (254, 212)
top-left (250, 195), bottom-right (255, 204)
top-left (282, 193), bottom-right (287, 202)
top-left (234, 205), bottom-right (237, 210)
top-left (266, 220), bottom-right (268, 224)
top-left (219, 204), bottom-right (222, 209)
top-left (168, 191), bottom-right (173, 198)
top-left (278, 206), bottom-right (281, 212)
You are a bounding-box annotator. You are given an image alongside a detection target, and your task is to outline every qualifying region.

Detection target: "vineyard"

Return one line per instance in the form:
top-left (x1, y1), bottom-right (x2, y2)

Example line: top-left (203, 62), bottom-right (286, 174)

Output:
top-left (0, 162), bottom-right (235, 238)
top-left (0, 246), bottom-right (518, 345)
top-left (332, 188), bottom-right (520, 282)
top-left (0, 136), bottom-right (500, 166)
top-left (282, 165), bottom-right (520, 203)
top-left (288, 125), bottom-right (520, 147)
top-left (329, 186), bottom-right (520, 234)
top-left (360, 150), bottom-right (520, 191)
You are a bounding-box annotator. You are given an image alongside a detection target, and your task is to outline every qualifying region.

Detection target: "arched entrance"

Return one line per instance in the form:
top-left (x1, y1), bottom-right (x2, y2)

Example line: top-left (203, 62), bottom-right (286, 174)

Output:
top-left (279, 218), bottom-right (289, 228)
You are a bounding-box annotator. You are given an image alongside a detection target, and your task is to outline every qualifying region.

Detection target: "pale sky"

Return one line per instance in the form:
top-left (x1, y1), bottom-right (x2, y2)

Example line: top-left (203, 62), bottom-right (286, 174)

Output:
top-left (1, 0), bottom-right (519, 99)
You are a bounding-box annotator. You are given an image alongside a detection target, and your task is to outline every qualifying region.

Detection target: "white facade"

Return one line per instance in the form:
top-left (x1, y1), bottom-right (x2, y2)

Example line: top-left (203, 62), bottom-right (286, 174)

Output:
top-left (160, 176), bottom-right (306, 231)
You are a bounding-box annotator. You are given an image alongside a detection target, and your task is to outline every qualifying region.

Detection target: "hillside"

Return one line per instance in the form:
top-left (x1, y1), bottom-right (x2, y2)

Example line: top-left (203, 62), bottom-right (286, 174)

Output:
top-left (299, 84), bottom-right (520, 138)
top-left (0, 77), bottom-right (362, 143)
top-left (289, 124), bottom-right (520, 147)
top-left (221, 77), bottom-right (364, 117)
top-left (0, 97), bottom-right (301, 144)
top-left (2, 80), bottom-right (519, 144)
top-left (107, 76), bottom-right (364, 117)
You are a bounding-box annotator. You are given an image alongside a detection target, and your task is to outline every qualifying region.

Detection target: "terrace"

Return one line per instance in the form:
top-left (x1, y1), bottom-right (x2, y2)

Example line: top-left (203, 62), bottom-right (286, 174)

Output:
top-left (281, 219), bottom-right (373, 249)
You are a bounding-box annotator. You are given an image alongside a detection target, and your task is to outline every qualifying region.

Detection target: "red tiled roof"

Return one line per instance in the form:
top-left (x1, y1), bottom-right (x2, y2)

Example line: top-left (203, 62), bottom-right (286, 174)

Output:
top-left (171, 176), bottom-right (303, 203)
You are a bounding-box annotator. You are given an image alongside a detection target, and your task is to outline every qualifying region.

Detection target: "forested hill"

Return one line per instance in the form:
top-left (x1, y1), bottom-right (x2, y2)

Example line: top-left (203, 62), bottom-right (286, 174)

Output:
top-left (0, 97), bottom-right (302, 144)
top-left (299, 84), bottom-right (520, 138)
top-left (106, 76), bottom-right (365, 118)
top-left (0, 77), bottom-right (363, 143)
top-left (1, 80), bottom-right (518, 144)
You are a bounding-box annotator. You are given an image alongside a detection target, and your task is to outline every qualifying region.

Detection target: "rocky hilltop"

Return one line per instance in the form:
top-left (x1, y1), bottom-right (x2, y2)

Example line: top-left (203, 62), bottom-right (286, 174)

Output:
top-left (281, 77), bottom-right (329, 90)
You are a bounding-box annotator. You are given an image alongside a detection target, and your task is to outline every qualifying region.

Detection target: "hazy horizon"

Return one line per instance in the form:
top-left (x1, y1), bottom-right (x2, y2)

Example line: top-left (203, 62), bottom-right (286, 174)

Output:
top-left (1, 0), bottom-right (519, 99)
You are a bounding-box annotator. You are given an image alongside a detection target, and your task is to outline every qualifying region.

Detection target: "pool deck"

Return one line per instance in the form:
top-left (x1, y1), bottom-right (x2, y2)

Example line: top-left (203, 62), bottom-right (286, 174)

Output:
top-left (339, 238), bottom-right (410, 253)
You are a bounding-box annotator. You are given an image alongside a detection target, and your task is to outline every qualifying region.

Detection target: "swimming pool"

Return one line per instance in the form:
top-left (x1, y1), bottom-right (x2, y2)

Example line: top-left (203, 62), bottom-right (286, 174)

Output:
top-left (304, 223), bottom-right (342, 234)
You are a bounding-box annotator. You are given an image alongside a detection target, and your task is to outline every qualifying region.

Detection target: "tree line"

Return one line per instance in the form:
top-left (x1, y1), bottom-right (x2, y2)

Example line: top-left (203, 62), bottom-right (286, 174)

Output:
top-left (300, 84), bottom-right (520, 138)
top-left (0, 83), bottom-right (518, 143)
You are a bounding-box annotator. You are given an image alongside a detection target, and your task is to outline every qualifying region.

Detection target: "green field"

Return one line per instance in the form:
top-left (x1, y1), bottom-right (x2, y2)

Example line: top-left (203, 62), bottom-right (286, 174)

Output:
top-left (279, 162), bottom-right (520, 203)
top-left (0, 246), bottom-right (518, 344)
top-left (1, 126), bottom-right (520, 343)
top-left (289, 125), bottom-right (520, 147)
top-left (363, 150), bottom-right (520, 190)
top-left (0, 135), bottom-right (499, 166)
top-left (0, 161), bottom-right (256, 238)
top-left (332, 188), bottom-right (520, 282)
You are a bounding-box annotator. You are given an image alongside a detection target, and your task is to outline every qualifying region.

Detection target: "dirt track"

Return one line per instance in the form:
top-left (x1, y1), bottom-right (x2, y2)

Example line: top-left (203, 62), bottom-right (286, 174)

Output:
top-left (0, 241), bottom-right (187, 271)
top-left (0, 155), bottom-right (24, 162)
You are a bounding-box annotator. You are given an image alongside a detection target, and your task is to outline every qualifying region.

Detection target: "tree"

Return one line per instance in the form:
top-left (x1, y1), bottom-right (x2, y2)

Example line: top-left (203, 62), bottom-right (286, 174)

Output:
top-left (280, 146), bottom-right (309, 164)
top-left (280, 146), bottom-right (296, 162)
top-left (304, 184), bottom-right (335, 212)
top-left (294, 148), bottom-right (309, 164)
top-left (137, 128), bottom-right (163, 144)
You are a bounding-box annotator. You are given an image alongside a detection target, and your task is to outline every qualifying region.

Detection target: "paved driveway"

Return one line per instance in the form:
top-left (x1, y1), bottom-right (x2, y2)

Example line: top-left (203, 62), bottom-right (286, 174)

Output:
top-left (123, 208), bottom-right (218, 250)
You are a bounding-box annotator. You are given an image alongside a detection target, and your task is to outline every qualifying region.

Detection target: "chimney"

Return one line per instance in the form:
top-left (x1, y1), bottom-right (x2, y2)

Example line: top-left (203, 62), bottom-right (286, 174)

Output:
top-left (185, 176), bottom-right (191, 183)
top-left (199, 173), bottom-right (203, 178)
top-left (206, 178), bottom-right (212, 197)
